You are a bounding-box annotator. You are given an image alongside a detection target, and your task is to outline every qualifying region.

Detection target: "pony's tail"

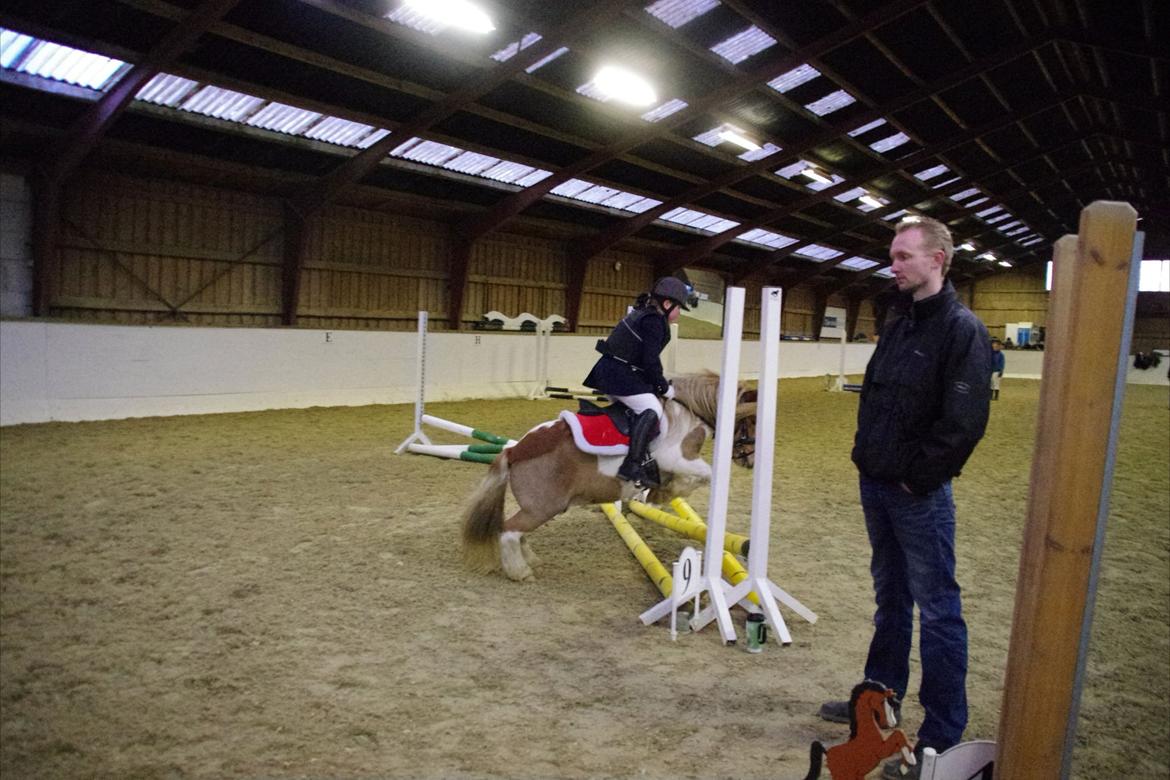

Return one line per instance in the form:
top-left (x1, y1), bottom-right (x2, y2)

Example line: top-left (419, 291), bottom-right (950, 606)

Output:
top-left (802, 741), bottom-right (825, 780)
top-left (460, 454), bottom-right (510, 573)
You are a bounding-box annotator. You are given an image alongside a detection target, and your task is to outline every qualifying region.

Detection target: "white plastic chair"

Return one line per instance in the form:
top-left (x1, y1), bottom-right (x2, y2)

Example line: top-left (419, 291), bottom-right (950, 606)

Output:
top-left (919, 740), bottom-right (996, 779)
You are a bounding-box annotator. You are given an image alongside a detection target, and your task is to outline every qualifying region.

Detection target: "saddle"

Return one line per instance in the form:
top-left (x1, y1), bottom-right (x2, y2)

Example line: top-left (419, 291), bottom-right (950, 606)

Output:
top-left (558, 398), bottom-right (637, 455)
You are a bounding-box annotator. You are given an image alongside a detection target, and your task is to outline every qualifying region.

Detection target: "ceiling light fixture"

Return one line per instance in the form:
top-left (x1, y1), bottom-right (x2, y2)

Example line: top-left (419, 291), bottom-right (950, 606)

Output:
top-left (592, 65), bottom-right (657, 107)
top-left (858, 194), bottom-right (884, 209)
top-left (958, 242), bottom-right (976, 251)
top-left (799, 166), bottom-right (832, 185)
top-left (403, 0), bottom-right (495, 34)
top-left (718, 126), bottom-right (761, 152)
top-left (998, 260), bottom-right (1013, 267)
top-left (979, 252), bottom-right (997, 262)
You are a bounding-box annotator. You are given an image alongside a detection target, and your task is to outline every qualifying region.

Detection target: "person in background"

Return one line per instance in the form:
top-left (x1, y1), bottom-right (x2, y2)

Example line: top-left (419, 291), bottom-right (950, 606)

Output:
top-left (991, 338), bottom-right (1005, 400)
top-left (583, 277), bottom-right (693, 488)
top-left (818, 216), bottom-right (993, 779)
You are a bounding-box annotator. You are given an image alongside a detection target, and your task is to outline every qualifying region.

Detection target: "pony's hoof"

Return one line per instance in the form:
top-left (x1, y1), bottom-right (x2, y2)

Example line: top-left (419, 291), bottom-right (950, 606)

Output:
top-left (503, 565), bottom-right (535, 582)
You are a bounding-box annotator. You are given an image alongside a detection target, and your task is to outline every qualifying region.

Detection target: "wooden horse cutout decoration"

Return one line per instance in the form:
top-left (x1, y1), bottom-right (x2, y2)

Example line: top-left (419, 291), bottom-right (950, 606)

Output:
top-left (804, 680), bottom-right (916, 780)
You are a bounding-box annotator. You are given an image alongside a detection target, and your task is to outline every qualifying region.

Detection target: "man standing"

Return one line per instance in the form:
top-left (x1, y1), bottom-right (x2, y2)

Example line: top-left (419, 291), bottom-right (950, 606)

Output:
top-left (819, 216), bottom-right (992, 778)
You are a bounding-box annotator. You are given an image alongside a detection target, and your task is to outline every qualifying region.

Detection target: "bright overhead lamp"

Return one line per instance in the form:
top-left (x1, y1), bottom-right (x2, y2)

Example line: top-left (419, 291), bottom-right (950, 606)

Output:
top-left (592, 65), bottom-right (657, 107)
top-left (958, 242), bottom-right (976, 251)
top-left (799, 166), bottom-right (832, 185)
top-left (718, 126), bottom-right (761, 152)
top-left (403, 0), bottom-right (495, 34)
top-left (998, 260), bottom-right (1013, 268)
top-left (978, 252), bottom-right (997, 261)
top-left (858, 193), bottom-right (884, 209)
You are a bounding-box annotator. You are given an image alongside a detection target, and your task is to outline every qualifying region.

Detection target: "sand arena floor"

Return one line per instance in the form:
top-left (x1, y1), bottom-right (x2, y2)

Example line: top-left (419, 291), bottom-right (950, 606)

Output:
top-left (1, 377), bottom-right (1167, 779)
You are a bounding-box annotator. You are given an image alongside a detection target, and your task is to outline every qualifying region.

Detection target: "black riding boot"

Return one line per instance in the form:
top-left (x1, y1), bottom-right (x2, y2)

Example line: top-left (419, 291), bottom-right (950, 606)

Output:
top-left (618, 410), bottom-right (661, 488)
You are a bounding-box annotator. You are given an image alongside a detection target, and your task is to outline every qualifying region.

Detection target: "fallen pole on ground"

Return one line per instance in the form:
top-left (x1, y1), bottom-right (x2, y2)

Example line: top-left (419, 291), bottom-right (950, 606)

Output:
top-left (602, 502), bottom-right (672, 598)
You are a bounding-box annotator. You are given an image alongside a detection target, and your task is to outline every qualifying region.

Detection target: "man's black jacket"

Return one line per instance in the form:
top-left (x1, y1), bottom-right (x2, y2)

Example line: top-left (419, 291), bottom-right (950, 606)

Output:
top-left (852, 280), bottom-right (993, 495)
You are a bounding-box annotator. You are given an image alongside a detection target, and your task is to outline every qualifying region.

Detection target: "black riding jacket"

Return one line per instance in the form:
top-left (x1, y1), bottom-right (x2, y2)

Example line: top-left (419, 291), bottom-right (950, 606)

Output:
top-left (852, 280), bottom-right (992, 495)
top-left (583, 305), bottom-right (671, 396)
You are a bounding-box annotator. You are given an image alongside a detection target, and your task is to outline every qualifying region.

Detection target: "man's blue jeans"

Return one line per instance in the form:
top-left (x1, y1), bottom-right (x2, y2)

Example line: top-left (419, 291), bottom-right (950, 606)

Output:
top-left (860, 474), bottom-right (968, 751)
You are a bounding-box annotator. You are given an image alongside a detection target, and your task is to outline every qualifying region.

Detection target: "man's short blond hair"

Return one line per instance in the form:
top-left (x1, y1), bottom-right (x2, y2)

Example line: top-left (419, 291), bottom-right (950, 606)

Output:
top-left (896, 216), bottom-right (954, 275)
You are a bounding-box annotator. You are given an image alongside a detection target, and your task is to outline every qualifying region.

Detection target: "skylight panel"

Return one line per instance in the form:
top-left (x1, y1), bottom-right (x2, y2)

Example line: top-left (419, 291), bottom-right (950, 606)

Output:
top-left (387, 4), bottom-right (448, 35)
top-left (645, 0), bottom-right (720, 28)
top-left (739, 229), bottom-right (798, 249)
top-left (600, 191), bottom-right (649, 210)
top-left (848, 118), bottom-right (887, 137)
top-left (931, 176), bottom-right (961, 189)
top-left (710, 26), bottom-right (776, 64)
top-left (803, 171), bottom-right (845, 191)
top-left (983, 213), bottom-right (1011, 224)
top-left (975, 205), bottom-right (1004, 217)
top-left (550, 179), bottom-right (594, 198)
top-left (356, 128), bottom-right (391, 149)
top-left (874, 267), bottom-right (896, 278)
top-left (804, 89), bottom-right (855, 116)
top-left (662, 207), bottom-right (705, 226)
top-left (767, 64), bottom-right (820, 93)
top-left (444, 151), bottom-right (500, 175)
top-left (914, 164), bottom-right (949, 181)
top-left (834, 187), bottom-right (868, 203)
top-left (795, 244), bottom-right (844, 261)
top-left (883, 209), bottom-right (910, 221)
top-left (303, 117), bottom-right (380, 147)
top-left (739, 142), bottom-right (780, 161)
top-left (692, 126), bottom-right (725, 146)
top-left (180, 86), bottom-right (265, 122)
top-left (997, 220), bottom-right (1023, 231)
top-left (641, 98), bottom-right (688, 122)
top-left (136, 73), bottom-right (198, 107)
top-left (775, 161), bottom-right (809, 179)
top-left (964, 197), bottom-right (990, 208)
top-left (515, 169), bottom-right (553, 187)
top-left (839, 256), bottom-right (880, 270)
top-left (1003, 225), bottom-right (1030, 236)
top-left (246, 102), bottom-right (321, 135)
top-left (480, 160), bottom-right (536, 184)
top-left (0, 29), bottom-right (35, 68)
top-left (395, 139), bottom-right (463, 166)
top-left (622, 196), bottom-right (663, 213)
top-left (950, 187), bottom-right (982, 201)
top-left (1019, 236), bottom-right (1044, 247)
top-left (6, 36), bottom-right (126, 89)
top-left (870, 132), bottom-right (910, 153)
top-left (525, 46), bottom-right (568, 73)
top-left (491, 32), bottom-right (541, 62)
top-left (575, 185), bottom-right (623, 204)
top-left (689, 214), bottom-right (738, 232)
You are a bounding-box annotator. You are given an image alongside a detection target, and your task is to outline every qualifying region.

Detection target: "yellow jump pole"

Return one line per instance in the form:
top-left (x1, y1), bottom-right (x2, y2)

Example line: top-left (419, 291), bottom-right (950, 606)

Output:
top-left (628, 499), bottom-right (750, 556)
top-left (629, 499), bottom-right (757, 606)
top-left (602, 503), bottom-right (672, 598)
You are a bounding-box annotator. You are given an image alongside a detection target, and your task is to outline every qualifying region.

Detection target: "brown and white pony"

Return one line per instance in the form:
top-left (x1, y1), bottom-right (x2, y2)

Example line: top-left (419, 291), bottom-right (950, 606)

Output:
top-left (461, 373), bottom-right (757, 581)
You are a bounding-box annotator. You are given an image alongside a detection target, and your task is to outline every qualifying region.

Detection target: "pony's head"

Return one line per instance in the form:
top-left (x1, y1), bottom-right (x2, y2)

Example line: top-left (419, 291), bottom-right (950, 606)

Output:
top-left (669, 372), bottom-right (757, 468)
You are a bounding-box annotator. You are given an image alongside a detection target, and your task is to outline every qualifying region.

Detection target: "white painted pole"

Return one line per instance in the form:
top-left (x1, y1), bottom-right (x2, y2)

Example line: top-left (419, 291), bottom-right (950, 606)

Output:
top-left (394, 311), bottom-right (432, 453)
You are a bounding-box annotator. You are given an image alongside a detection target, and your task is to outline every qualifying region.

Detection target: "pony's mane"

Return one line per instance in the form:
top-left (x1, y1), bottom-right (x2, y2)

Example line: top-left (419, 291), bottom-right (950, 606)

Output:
top-left (671, 371), bottom-right (755, 427)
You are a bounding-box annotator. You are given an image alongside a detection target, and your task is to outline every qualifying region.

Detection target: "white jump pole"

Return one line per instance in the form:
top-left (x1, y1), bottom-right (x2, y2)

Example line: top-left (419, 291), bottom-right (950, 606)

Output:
top-left (394, 311), bottom-right (432, 454)
top-left (719, 286), bottom-right (817, 644)
top-left (640, 287), bottom-right (746, 643)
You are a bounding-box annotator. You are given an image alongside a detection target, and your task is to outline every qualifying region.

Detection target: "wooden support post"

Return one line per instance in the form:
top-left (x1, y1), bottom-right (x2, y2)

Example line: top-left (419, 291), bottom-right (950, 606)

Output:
top-left (281, 204), bottom-right (308, 326)
top-left (845, 296), bottom-right (861, 341)
top-left (810, 290), bottom-right (828, 341)
top-left (30, 174), bottom-right (61, 317)
top-left (995, 202), bottom-right (1139, 778)
top-left (448, 237), bottom-right (473, 331)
